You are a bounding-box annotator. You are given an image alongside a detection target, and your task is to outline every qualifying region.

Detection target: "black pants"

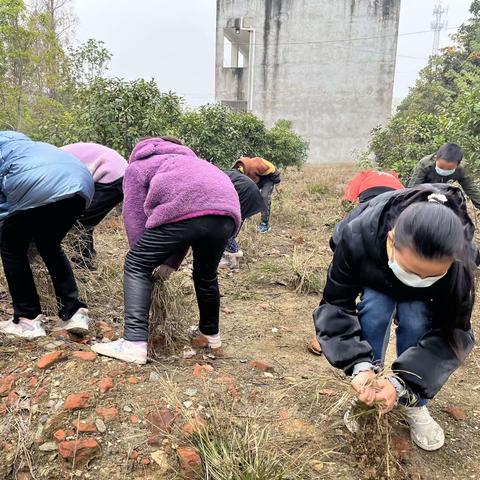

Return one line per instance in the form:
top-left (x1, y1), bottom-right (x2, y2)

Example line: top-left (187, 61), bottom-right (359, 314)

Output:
top-left (1, 196), bottom-right (87, 321)
top-left (73, 179), bottom-right (124, 266)
top-left (258, 174), bottom-right (280, 224)
top-left (123, 216), bottom-right (235, 342)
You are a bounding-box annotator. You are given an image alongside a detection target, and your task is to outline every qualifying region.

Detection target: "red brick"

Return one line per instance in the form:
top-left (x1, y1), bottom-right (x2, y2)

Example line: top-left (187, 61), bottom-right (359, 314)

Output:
top-left (249, 360), bottom-right (273, 372)
top-left (58, 438), bottom-right (100, 464)
top-left (53, 429), bottom-right (67, 442)
top-left (181, 416), bottom-right (207, 437)
top-left (227, 383), bottom-right (240, 398)
top-left (64, 392), bottom-right (91, 410)
top-left (443, 406), bottom-right (467, 421)
top-left (72, 419), bottom-right (97, 433)
top-left (146, 409), bottom-right (176, 435)
top-left (72, 351), bottom-right (97, 362)
top-left (95, 406), bottom-right (119, 422)
top-left (130, 415), bottom-right (139, 424)
top-left (192, 363), bottom-right (214, 378)
top-left (177, 447), bottom-right (202, 476)
top-left (98, 377), bottom-right (114, 394)
top-left (36, 352), bottom-right (63, 369)
top-left (28, 376), bottom-right (39, 388)
top-left (0, 374), bottom-right (16, 396)
top-left (31, 387), bottom-right (48, 405)
top-left (129, 450), bottom-right (139, 460)
top-left (128, 376), bottom-right (142, 384)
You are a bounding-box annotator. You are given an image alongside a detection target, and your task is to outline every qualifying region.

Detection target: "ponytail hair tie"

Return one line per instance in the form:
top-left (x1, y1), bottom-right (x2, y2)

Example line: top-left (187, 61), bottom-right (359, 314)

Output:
top-left (428, 193), bottom-right (448, 205)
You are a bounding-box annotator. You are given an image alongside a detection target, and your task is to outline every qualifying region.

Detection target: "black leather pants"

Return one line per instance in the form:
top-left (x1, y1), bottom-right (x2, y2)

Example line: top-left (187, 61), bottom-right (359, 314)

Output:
top-left (123, 216), bottom-right (235, 342)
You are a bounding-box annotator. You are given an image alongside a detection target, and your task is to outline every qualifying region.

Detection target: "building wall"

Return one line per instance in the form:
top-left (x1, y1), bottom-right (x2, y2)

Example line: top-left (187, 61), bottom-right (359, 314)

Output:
top-left (215, 0), bottom-right (401, 164)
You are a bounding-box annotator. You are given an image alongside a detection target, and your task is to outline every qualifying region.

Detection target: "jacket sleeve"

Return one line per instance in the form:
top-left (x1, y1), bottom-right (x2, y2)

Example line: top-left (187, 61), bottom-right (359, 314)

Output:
top-left (313, 228), bottom-right (373, 375)
top-left (408, 160), bottom-right (429, 187)
top-left (393, 328), bottom-right (474, 399)
top-left (122, 166), bottom-right (148, 248)
top-left (458, 170), bottom-right (480, 209)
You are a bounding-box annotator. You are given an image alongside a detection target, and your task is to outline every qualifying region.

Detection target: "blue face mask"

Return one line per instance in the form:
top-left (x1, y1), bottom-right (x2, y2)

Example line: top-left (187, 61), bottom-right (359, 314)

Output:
top-left (435, 165), bottom-right (456, 177)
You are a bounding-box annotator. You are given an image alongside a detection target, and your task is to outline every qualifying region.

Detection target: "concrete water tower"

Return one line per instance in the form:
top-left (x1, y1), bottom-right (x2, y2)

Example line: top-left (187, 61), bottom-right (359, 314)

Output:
top-left (215, 0), bottom-right (401, 163)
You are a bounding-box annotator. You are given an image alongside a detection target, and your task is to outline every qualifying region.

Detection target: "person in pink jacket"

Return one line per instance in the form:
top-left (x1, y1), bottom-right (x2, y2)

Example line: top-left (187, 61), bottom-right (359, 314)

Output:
top-left (92, 137), bottom-right (242, 364)
top-left (61, 143), bottom-right (128, 269)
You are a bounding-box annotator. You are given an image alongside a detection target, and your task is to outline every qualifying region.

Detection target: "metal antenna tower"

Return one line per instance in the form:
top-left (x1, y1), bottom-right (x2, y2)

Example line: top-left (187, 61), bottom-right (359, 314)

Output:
top-left (431, 1), bottom-right (448, 55)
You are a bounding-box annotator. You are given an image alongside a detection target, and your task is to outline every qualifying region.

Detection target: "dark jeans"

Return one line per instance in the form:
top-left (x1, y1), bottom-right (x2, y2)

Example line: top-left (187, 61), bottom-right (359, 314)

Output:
top-left (1, 196), bottom-right (87, 321)
top-left (258, 178), bottom-right (275, 224)
top-left (73, 179), bottom-right (124, 266)
top-left (357, 288), bottom-right (431, 406)
top-left (123, 215), bottom-right (235, 342)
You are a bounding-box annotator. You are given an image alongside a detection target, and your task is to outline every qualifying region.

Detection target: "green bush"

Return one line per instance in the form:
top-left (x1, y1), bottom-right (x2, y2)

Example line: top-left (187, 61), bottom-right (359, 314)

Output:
top-left (369, 0), bottom-right (480, 181)
top-left (178, 105), bottom-right (308, 169)
top-left (39, 78), bottom-right (183, 158)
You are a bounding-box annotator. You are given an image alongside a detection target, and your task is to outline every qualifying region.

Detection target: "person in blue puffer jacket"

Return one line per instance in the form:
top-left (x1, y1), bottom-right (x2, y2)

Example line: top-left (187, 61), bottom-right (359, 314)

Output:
top-left (0, 131), bottom-right (94, 339)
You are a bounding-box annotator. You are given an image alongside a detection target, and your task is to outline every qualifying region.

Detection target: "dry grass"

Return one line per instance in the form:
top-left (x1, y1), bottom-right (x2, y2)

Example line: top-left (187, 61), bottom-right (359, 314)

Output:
top-left (156, 375), bottom-right (318, 480)
top-left (246, 246), bottom-right (328, 295)
top-left (148, 271), bottom-right (194, 357)
top-left (282, 369), bottom-right (412, 480)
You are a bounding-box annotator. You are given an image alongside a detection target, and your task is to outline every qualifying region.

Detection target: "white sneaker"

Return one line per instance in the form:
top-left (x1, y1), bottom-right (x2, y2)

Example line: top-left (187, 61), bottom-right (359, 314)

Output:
top-left (226, 250), bottom-right (243, 269)
top-left (219, 255), bottom-right (230, 268)
top-left (402, 405), bottom-right (445, 451)
top-left (0, 315), bottom-right (47, 339)
top-left (188, 325), bottom-right (222, 349)
top-left (343, 400), bottom-right (361, 434)
top-left (63, 308), bottom-right (90, 335)
top-left (91, 338), bottom-right (147, 364)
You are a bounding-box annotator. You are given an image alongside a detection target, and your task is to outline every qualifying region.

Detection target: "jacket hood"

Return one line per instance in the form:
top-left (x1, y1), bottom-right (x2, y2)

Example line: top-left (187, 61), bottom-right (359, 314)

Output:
top-left (225, 170), bottom-right (265, 220)
top-left (0, 131), bottom-right (30, 148)
top-left (332, 183), bottom-right (475, 257)
top-left (129, 138), bottom-right (195, 163)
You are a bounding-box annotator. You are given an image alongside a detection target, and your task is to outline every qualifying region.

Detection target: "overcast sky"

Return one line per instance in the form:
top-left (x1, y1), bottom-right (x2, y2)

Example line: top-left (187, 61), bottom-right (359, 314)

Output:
top-left (73, 0), bottom-right (473, 106)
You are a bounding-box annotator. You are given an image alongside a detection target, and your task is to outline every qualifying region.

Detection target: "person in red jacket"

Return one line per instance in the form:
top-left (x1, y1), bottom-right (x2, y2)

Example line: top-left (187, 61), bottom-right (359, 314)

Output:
top-left (343, 170), bottom-right (404, 204)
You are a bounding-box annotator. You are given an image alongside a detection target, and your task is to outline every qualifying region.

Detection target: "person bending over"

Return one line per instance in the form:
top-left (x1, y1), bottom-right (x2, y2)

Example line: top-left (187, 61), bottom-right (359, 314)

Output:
top-left (0, 132), bottom-right (94, 339)
top-left (314, 184), bottom-right (476, 451)
top-left (91, 137), bottom-right (241, 364)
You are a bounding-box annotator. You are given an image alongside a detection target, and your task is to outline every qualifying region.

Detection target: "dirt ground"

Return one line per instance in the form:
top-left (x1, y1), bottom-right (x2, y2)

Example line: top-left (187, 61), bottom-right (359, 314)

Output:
top-left (0, 165), bottom-right (479, 480)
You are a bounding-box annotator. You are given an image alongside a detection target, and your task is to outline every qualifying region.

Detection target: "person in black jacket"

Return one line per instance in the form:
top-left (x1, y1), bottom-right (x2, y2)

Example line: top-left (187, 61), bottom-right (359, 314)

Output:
top-left (219, 170), bottom-right (265, 268)
top-left (314, 184), bottom-right (476, 451)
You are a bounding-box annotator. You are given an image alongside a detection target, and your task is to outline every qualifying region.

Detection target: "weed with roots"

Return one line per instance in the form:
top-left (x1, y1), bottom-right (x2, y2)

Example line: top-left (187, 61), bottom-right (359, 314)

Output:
top-left (283, 370), bottom-right (412, 480)
top-left (148, 271), bottom-right (194, 358)
top-left (287, 247), bottom-right (328, 295)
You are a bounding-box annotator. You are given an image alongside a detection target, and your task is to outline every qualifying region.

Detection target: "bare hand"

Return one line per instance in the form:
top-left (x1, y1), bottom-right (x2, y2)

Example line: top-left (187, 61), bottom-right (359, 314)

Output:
top-left (351, 370), bottom-right (377, 406)
top-left (154, 264), bottom-right (175, 281)
top-left (374, 379), bottom-right (398, 414)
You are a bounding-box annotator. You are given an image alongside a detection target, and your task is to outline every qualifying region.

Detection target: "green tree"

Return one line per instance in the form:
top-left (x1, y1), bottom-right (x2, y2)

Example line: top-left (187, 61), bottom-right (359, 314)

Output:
top-left (40, 78), bottom-right (183, 157)
top-left (67, 38), bottom-right (111, 86)
top-left (369, 0), bottom-right (480, 181)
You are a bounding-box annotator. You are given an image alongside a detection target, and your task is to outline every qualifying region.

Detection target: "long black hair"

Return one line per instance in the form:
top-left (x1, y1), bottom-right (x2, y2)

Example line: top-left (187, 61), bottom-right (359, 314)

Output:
top-left (394, 202), bottom-right (465, 261)
top-left (391, 191), bottom-right (476, 353)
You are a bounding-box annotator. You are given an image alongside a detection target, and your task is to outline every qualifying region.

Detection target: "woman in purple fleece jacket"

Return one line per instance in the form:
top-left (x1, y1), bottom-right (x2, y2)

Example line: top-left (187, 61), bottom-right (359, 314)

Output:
top-left (92, 137), bottom-right (241, 364)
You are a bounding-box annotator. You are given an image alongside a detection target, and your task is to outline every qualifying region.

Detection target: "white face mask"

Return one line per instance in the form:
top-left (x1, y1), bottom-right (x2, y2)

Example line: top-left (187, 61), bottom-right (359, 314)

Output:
top-left (435, 165), bottom-right (456, 177)
top-left (388, 249), bottom-right (447, 288)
